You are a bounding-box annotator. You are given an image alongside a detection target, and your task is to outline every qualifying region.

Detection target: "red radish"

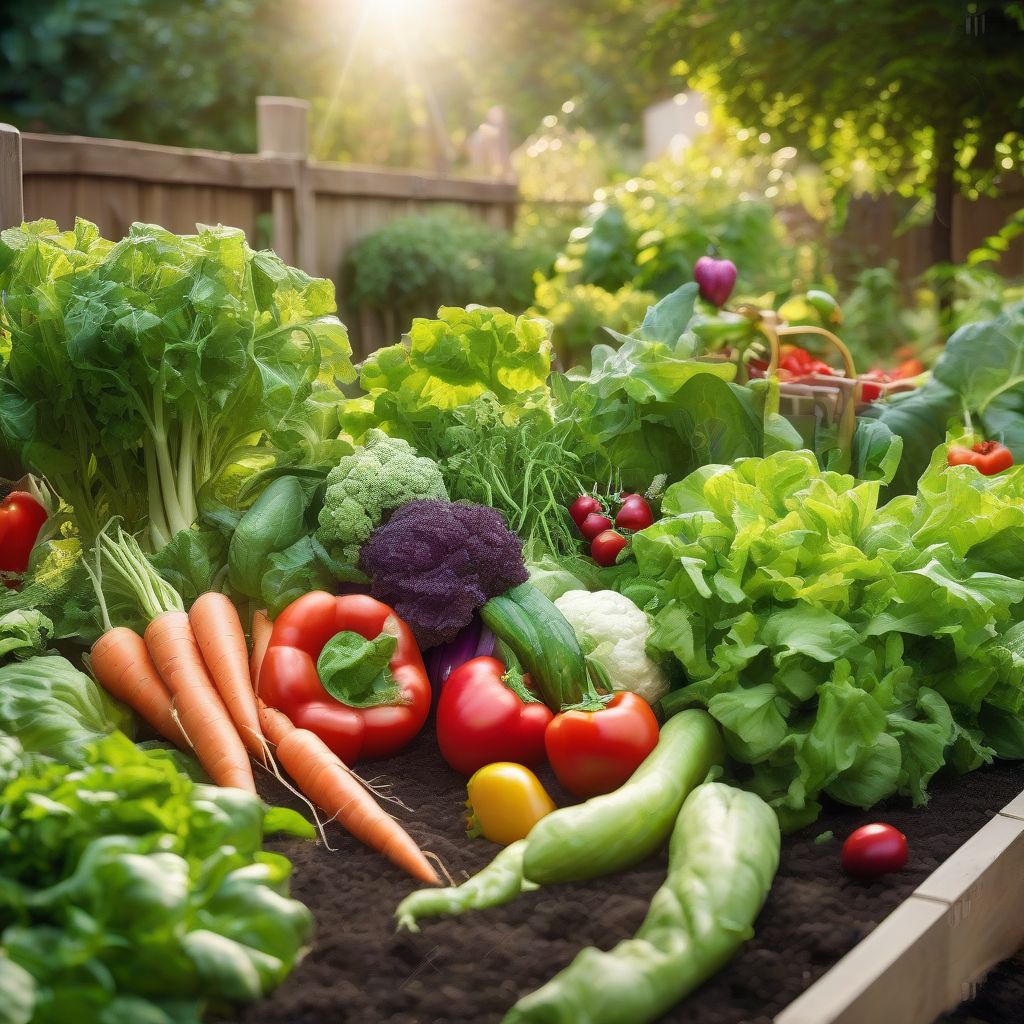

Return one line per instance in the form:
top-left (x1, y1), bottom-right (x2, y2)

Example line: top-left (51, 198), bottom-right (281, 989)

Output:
top-left (591, 530), bottom-right (627, 567)
top-left (615, 495), bottom-right (653, 531)
top-left (841, 823), bottom-right (908, 877)
top-left (694, 256), bottom-right (737, 307)
top-left (569, 495), bottom-right (602, 528)
top-left (580, 512), bottom-right (613, 540)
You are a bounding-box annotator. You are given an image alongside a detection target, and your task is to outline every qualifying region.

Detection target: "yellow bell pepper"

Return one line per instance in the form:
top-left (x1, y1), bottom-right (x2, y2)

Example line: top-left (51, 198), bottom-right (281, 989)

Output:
top-left (466, 762), bottom-right (556, 846)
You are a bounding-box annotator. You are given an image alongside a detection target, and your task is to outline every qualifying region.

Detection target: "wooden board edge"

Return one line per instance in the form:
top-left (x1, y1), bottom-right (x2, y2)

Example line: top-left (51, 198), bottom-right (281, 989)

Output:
top-left (774, 809), bottom-right (1024, 1024)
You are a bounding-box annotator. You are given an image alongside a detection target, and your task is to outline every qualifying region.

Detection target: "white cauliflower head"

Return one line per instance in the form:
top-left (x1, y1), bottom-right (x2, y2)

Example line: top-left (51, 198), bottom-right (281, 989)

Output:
top-left (553, 589), bottom-right (670, 706)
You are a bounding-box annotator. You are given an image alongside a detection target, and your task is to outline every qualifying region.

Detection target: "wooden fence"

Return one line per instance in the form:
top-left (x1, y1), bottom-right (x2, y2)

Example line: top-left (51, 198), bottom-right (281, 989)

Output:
top-left (0, 97), bottom-right (518, 356)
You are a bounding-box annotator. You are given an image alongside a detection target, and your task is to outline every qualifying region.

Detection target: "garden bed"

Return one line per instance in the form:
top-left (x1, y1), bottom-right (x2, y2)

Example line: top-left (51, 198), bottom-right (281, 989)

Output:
top-left (235, 713), bottom-right (1024, 1024)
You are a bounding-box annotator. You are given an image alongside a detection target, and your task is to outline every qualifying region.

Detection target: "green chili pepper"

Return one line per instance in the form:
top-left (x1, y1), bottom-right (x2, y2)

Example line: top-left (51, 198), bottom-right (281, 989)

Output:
top-left (523, 709), bottom-right (723, 884)
top-left (504, 783), bottom-right (780, 1024)
top-left (395, 839), bottom-right (537, 932)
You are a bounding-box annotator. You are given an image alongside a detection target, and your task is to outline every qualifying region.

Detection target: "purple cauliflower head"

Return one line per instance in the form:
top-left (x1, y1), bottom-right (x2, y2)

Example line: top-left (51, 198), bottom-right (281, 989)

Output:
top-left (358, 499), bottom-right (528, 649)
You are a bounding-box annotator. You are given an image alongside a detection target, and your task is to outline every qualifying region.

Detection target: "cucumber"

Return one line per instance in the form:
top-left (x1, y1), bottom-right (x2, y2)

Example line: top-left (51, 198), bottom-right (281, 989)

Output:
top-left (480, 582), bottom-right (588, 709)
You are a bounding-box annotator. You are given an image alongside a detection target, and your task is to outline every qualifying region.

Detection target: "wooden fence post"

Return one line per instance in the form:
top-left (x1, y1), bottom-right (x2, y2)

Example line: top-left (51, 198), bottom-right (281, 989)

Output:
top-left (0, 124), bottom-right (24, 228)
top-left (257, 97), bottom-right (314, 271)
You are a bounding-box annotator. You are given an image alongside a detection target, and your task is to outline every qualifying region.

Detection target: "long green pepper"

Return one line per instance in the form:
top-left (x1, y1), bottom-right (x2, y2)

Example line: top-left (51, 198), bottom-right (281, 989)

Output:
top-left (394, 711), bottom-right (722, 931)
top-left (395, 840), bottom-right (537, 932)
top-left (503, 783), bottom-right (781, 1024)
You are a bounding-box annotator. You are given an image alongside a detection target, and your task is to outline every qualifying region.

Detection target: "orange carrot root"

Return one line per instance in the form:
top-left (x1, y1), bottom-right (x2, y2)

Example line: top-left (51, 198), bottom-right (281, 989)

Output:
top-left (257, 701), bottom-right (439, 886)
top-left (190, 592), bottom-right (266, 761)
top-left (146, 610), bottom-right (256, 794)
top-left (90, 626), bottom-right (187, 747)
top-left (250, 609), bottom-right (272, 694)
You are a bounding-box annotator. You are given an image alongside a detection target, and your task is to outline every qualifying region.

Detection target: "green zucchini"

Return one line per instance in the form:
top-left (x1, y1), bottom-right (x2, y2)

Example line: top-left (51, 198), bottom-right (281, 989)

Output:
top-left (480, 582), bottom-right (588, 708)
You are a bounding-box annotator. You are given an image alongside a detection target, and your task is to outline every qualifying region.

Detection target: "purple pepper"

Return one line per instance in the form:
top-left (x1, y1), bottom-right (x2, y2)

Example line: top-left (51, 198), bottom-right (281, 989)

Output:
top-left (694, 255), bottom-right (738, 307)
top-left (423, 615), bottom-right (495, 690)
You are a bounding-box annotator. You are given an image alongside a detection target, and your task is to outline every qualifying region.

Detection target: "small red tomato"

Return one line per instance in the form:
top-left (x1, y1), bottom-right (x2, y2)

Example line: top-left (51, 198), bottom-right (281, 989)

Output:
top-left (946, 440), bottom-right (1013, 476)
top-left (580, 512), bottom-right (613, 541)
top-left (615, 495), bottom-right (653, 531)
top-left (545, 692), bottom-right (660, 797)
top-left (569, 495), bottom-right (602, 528)
top-left (841, 822), bottom-right (908, 877)
top-left (591, 530), bottom-right (627, 567)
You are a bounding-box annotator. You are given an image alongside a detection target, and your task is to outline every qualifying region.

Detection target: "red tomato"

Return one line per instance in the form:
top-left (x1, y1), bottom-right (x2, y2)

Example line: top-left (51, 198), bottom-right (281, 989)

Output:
top-left (946, 441), bottom-right (1014, 476)
top-left (615, 495), bottom-right (653, 531)
top-left (436, 656), bottom-right (553, 776)
top-left (841, 823), bottom-right (908, 877)
top-left (590, 530), bottom-right (627, 566)
top-left (0, 490), bottom-right (48, 585)
top-left (779, 344), bottom-right (833, 378)
top-left (580, 512), bottom-right (613, 540)
top-left (569, 495), bottom-right (603, 528)
top-left (545, 692), bottom-right (660, 797)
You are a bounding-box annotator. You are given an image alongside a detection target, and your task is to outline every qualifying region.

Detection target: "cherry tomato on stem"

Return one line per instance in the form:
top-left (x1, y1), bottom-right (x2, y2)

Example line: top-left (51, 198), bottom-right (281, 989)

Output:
top-left (842, 822), bottom-right (908, 877)
top-left (545, 691), bottom-right (659, 798)
top-left (615, 495), bottom-right (653, 531)
top-left (569, 495), bottom-right (603, 528)
top-left (580, 512), bottom-right (613, 540)
top-left (947, 440), bottom-right (1013, 476)
top-left (436, 656), bottom-right (553, 776)
top-left (591, 530), bottom-right (627, 567)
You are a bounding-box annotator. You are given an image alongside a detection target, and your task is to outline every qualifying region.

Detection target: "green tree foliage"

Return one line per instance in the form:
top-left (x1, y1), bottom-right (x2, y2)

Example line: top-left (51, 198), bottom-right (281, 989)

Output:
top-left (647, 1), bottom-right (1024, 265)
top-left (0, 0), bottom-right (312, 151)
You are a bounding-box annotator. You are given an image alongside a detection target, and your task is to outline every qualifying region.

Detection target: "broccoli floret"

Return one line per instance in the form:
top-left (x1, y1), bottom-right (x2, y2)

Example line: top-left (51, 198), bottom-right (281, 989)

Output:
top-left (359, 499), bottom-right (528, 649)
top-left (316, 431), bottom-right (448, 565)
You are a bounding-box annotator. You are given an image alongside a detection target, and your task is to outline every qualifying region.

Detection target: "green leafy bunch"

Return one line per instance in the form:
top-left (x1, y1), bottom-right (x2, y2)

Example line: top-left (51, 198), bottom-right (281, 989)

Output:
top-left (343, 306), bottom-right (592, 553)
top-left (0, 730), bottom-right (313, 1024)
top-left (346, 304), bottom-right (553, 439)
top-left (0, 218), bottom-right (354, 549)
top-left (635, 445), bottom-right (1024, 830)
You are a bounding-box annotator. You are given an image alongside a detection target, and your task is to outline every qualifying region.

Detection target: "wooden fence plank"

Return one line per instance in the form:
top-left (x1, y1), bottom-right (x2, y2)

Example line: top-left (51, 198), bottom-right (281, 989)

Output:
top-left (0, 124), bottom-right (24, 227)
top-left (21, 133), bottom-right (296, 190)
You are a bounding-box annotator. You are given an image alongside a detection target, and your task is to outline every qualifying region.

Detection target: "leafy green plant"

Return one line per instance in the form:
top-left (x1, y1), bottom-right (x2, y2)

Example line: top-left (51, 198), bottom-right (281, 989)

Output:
top-left (0, 729), bottom-right (313, 1024)
top-left (638, 445), bottom-right (1024, 830)
top-left (531, 278), bottom-right (656, 367)
top-left (345, 208), bottom-right (552, 322)
top-left (0, 219), bottom-right (353, 549)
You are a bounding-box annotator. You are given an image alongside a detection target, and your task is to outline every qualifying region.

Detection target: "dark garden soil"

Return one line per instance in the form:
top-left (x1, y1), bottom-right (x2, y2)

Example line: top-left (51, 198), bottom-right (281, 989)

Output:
top-left (233, 715), bottom-right (1024, 1024)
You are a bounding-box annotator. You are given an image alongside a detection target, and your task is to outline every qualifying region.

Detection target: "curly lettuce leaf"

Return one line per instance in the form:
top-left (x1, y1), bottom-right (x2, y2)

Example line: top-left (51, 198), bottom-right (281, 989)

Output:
top-left (347, 305), bottom-right (553, 441)
top-left (644, 447), bottom-right (1024, 829)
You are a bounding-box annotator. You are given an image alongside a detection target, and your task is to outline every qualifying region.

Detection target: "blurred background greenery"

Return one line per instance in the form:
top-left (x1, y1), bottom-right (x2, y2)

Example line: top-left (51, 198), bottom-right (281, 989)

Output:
top-left (3, 0), bottom-right (1021, 367)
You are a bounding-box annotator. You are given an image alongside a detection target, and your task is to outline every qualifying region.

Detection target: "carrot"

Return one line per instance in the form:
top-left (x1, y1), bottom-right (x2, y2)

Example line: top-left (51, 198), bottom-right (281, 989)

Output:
top-left (190, 592), bottom-right (265, 760)
top-left (250, 608), bottom-right (272, 693)
top-left (258, 702), bottom-right (439, 886)
top-left (89, 626), bottom-right (187, 747)
top-left (145, 610), bottom-right (256, 793)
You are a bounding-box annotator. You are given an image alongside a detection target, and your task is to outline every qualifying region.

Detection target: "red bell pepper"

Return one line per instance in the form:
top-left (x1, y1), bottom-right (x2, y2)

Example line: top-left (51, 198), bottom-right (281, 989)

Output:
top-left (947, 440), bottom-right (1014, 476)
top-left (545, 691), bottom-right (659, 798)
top-left (259, 591), bottom-right (431, 765)
top-left (0, 489), bottom-right (48, 587)
top-left (436, 656), bottom-right (553, 776)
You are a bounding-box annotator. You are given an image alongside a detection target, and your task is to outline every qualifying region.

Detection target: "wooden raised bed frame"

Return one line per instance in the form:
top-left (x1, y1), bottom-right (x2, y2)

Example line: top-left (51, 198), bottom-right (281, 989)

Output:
top-left (776, 791), bottom-right (1024, 1024)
